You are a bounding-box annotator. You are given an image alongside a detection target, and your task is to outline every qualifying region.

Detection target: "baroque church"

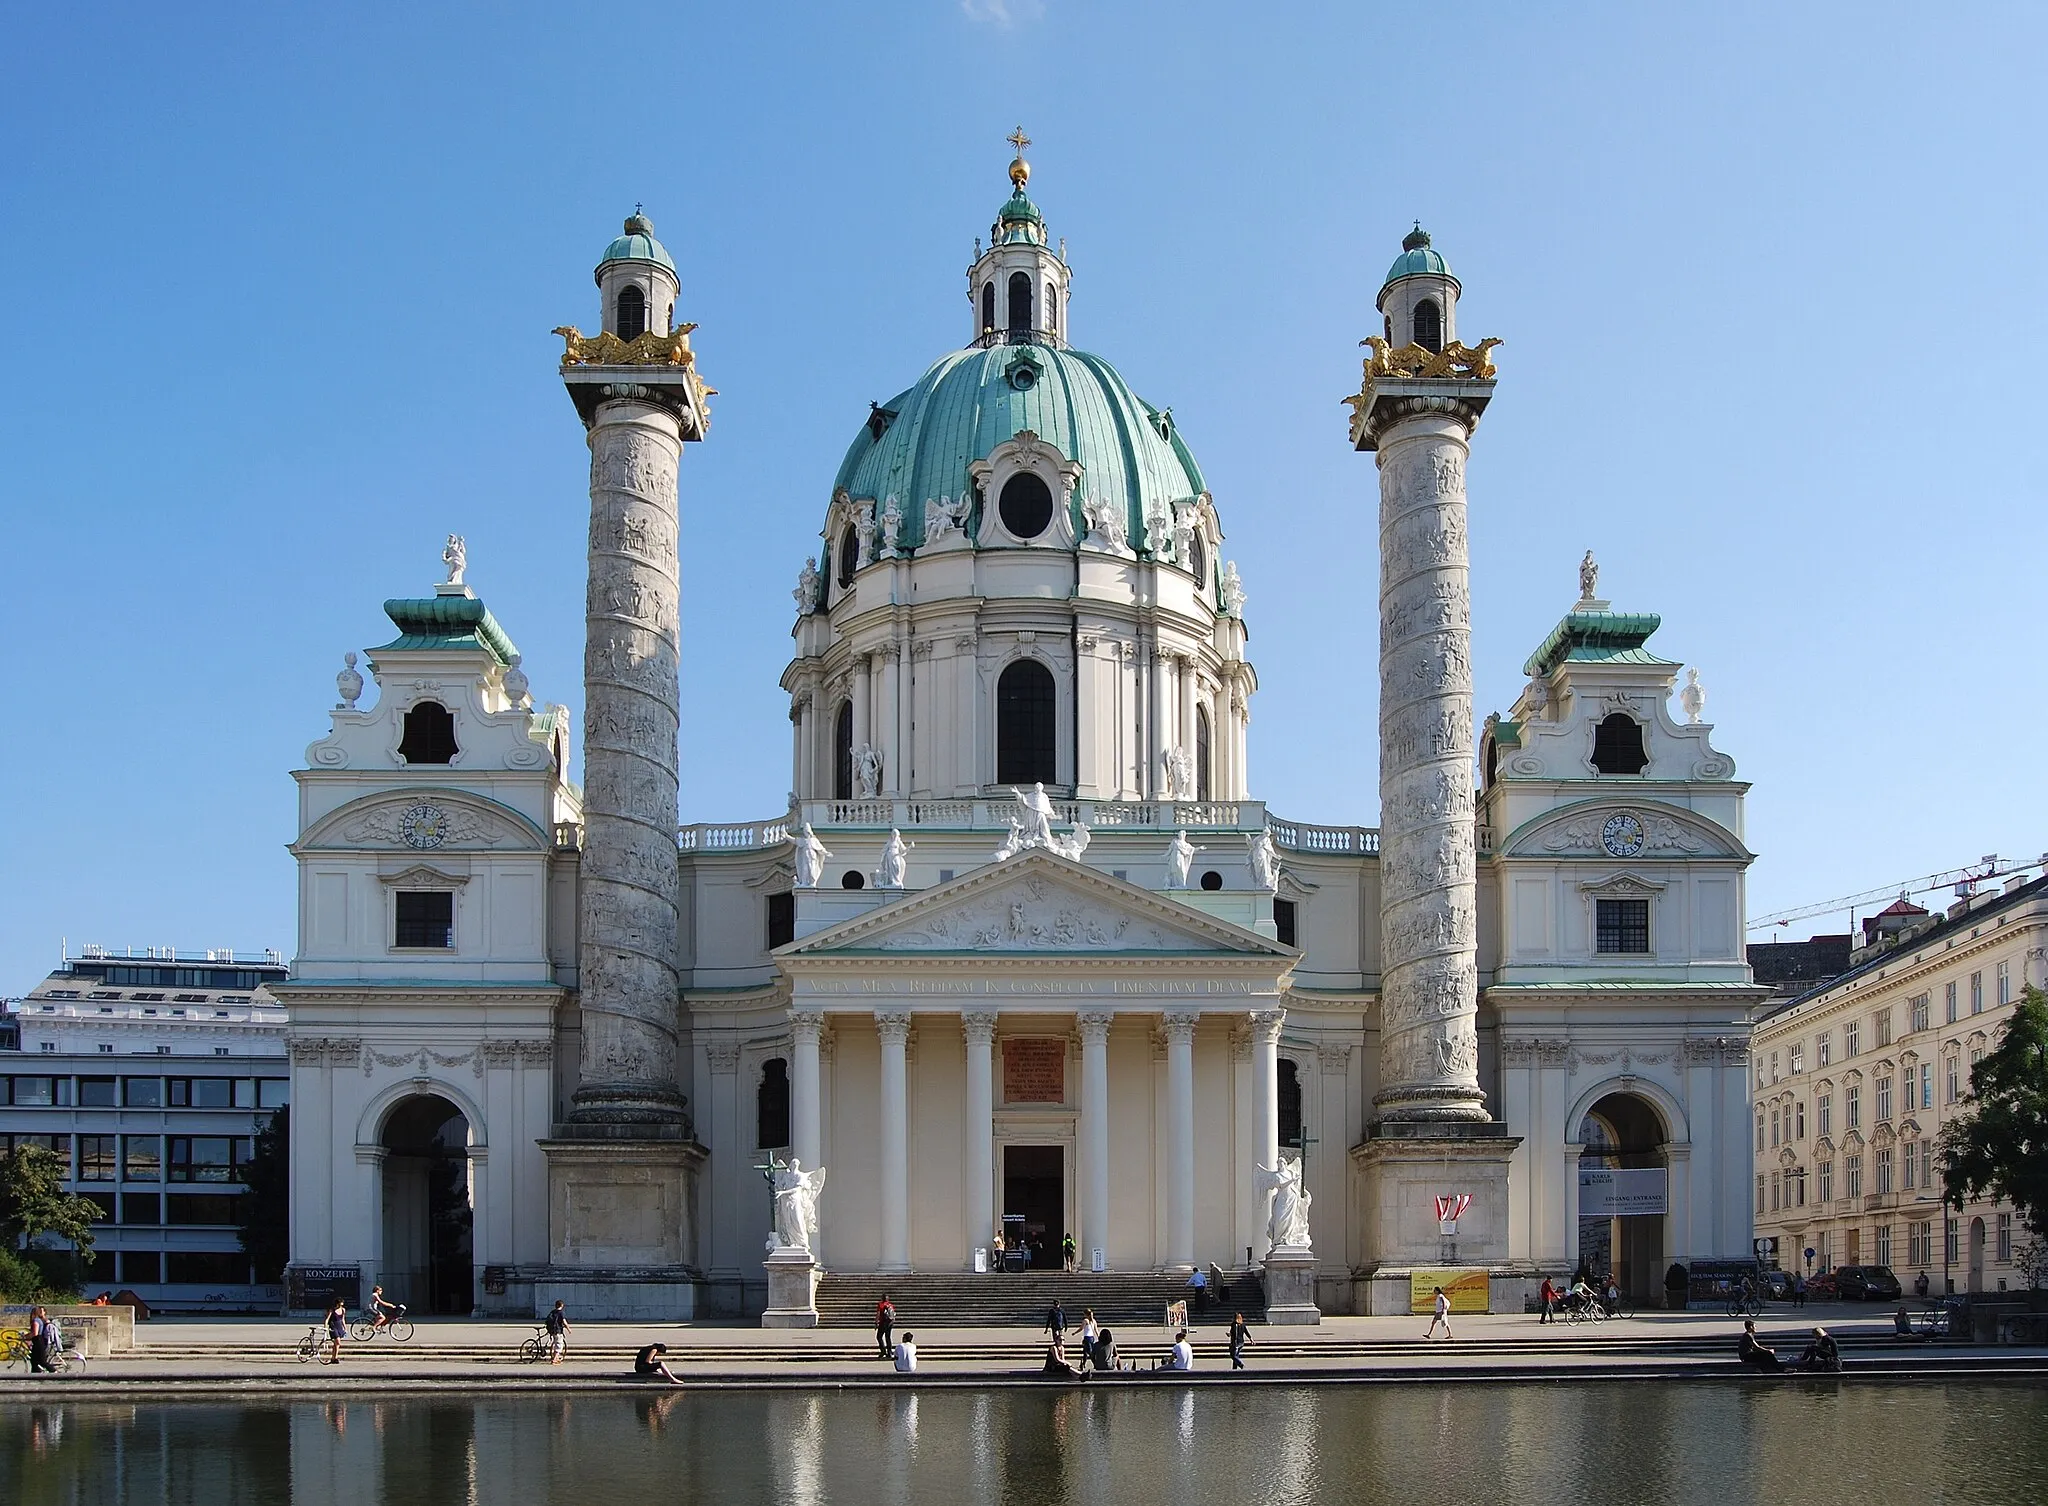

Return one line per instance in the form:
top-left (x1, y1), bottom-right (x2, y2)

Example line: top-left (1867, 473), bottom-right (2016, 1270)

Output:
top-left (275, 145), bottom-right (1765, 1320)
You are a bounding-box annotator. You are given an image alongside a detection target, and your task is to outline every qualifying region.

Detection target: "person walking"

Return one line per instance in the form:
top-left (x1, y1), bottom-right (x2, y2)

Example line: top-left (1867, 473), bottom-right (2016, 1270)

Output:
top-left (876, 1294), bottom-right (897, 1360)
top-left (1076, 1308), bottom-right (1099, 1373)
top-left (1228, 1312), bottom-right (1252, 1370)
top-left (544, 1299), bottom-right (571, 1365)
top-left (1425, 1285), bottom-right (1455, 1341)
top-left (1062, 1232), bottom-right (1077, 1272)
top-left (27, 1306), bottom-right (56, 1374)
top-left (1794, 1272), bottom-right (1808, 1309)
top-left (1538, 1277), bottom-right (1558, 1324)
top-left (324, 1297), bottom-right (350, 1365)
top-left (1044, 1300), bottom-right (1067, 1343)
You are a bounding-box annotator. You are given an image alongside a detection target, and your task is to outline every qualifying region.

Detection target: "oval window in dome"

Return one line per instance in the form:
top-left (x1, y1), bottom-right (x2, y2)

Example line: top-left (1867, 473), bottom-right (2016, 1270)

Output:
top-left (998, 472), bottom-right (1055, 539)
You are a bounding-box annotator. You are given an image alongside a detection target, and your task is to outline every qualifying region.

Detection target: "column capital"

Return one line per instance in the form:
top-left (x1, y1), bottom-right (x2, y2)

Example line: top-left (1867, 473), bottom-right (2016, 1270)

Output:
top-left (1247, 1008), bottom-right (1286, 1045)
top-left (961, 1010), bottom-right (999, 1045)
top-left (874, 1010), bottom-right (913, 1044)
top-left (1076, 1010), bottom-right (1115, 1044)
top-left (704, 1039), bottom-right (741, 1074)
top-left (789, 1009), bottom-right (826, 1037)
top-left (1161, 1010), bottom-right (1200, 1042)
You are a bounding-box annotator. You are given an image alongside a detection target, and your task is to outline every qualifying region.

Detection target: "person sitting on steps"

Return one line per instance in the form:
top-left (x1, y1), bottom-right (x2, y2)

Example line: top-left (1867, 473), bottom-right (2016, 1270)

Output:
top-left (633, 1343), bottom-right (684, 1384)
top-left (1737, 1319), bottom-right (1783, 1372)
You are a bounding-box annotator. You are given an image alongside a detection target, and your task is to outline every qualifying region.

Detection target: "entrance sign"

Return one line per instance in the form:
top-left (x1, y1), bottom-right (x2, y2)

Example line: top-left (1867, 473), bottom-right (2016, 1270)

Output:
top-left (1410, 1269), bottom-right (1489, 1313)
top-left (1578, 1167), bottom-right (1666, 1216)
top-left (1002, 1039), bottom-right (1066, 1103)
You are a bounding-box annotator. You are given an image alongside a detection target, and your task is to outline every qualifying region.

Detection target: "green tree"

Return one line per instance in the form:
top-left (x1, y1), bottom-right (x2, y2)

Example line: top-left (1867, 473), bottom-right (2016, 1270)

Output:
top-left (1940, 984), bottom-right (2048, 1244)
top-left (0, 1143), bottom-right (102, 1262)
top-left (237, 1104), bottom-right (290, 1283)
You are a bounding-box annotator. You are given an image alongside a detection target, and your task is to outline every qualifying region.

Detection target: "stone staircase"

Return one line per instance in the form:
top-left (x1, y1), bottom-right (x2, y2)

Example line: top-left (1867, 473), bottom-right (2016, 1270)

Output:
top-left (814, 1269), bottom-right (1268, 1329)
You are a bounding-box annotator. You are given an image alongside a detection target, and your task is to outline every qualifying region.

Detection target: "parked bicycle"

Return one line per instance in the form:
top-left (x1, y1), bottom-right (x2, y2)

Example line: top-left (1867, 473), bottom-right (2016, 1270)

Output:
top-left (351, 1303), bottom-right (415, 1343)
top-left (294, 1325), bottom-right (328, 1363)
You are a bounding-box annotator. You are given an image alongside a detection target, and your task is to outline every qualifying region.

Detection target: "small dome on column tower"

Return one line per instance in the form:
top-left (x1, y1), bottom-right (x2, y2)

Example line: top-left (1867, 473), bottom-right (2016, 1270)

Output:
top-left (966, 128), bottom-right (1072, 348)
top-left (595, 207), bottom-right (680, 341)
top-left (1378, 223), bottom-right (1460, 353)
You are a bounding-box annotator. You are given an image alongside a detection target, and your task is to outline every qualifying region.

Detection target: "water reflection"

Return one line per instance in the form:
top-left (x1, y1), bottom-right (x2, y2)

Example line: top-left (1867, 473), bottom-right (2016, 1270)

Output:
top-left (3, 1383), bottom-right (2046, 1506)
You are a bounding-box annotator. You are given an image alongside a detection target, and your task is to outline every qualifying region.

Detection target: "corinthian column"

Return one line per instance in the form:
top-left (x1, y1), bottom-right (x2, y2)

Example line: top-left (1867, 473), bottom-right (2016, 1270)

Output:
top-left (1374, 407), bottom-right (1488, 1122)
top-left (571, 397), bottom-right (689, 1126)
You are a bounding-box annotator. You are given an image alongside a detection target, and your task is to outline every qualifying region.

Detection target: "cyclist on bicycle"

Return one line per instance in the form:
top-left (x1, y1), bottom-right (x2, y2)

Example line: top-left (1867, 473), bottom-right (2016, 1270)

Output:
top-left (367, 1284), bottom-right (402, 1330)
top-left (1566, 1275), bottom-right (1598, 1316)
top-left (1601, 1275), bottom-right (1622, 1317)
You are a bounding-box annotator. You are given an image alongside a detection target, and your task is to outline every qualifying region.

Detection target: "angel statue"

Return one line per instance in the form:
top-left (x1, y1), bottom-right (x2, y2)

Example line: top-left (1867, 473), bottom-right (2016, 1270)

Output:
top-left (992, 818), bottom-right (1027, 863)
top-left (1255, 1158), bottom-right (1312, 1251)
top-left (1049, 821), bottom-right (1092, 862)
top-left (765, 1155), bottom-right (827, 1256)
top-left (442, 533), bottom-right (467, 587)
top-left (786, 823), bottom-right (832, 889)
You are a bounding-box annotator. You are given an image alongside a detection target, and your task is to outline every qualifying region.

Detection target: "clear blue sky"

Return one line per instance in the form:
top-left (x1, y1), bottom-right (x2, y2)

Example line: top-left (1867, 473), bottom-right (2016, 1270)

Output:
top-left (3, 2), bottom-right (2043, 992)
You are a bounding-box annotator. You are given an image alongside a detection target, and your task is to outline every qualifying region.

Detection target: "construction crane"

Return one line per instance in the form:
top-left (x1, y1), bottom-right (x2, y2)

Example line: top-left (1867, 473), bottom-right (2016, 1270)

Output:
top-left (1747, 852), bottom-right (2048, 934)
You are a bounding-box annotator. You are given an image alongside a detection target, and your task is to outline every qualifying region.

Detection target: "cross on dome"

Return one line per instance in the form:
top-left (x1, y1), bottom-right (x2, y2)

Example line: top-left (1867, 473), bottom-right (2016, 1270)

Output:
top-left (1007, 126), bottom-right (1032, 189)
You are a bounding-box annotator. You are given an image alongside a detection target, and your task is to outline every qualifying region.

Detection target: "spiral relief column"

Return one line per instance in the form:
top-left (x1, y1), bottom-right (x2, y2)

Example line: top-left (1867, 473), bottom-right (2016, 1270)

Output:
top-left (1373, 411), bottom-right (1487, 1123)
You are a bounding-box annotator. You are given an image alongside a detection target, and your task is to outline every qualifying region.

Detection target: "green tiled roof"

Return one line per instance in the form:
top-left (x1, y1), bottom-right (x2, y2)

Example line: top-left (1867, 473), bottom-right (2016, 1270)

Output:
top-left (831, 343), bottom-right (1207, 550)
top-left (1382, 225), bottom-right (1457, 292)
top-left (1522, 609), bottom-right (1675, 679)
top-left (378, 595), bottom-right (518, 665)
top-left (597, 212), bottom-right (675, 276)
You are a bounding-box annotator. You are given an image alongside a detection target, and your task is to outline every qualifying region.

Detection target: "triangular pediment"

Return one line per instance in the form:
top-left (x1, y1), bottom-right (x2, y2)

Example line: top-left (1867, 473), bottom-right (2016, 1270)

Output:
top-left (780, 849), bottom-right (1291, 958)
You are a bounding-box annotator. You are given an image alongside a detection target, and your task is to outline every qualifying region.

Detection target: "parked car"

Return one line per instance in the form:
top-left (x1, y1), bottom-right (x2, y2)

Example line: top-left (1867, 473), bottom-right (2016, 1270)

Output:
top-left (1762, 1269), bottom-right (1795, 1301)
top-left (1807, 1270), bottom-right (1839, 1300)
top-left (1833, 1264), bottom-right (1903, 1301)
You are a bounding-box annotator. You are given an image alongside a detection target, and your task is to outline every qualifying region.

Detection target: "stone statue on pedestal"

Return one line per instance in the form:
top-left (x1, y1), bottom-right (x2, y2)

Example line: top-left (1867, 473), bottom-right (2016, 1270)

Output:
top-left (1681, 667), bottom-right (1706, 724)
top-left (442, 533), bottom-right (467, 587)
top-left (1246, 829), bottom-right (1281, 892)
top-left (853, 502), bottom-right (877, 568)
top-left (877, 828), bottom-right (912, 888)
top-left (787, 823), bottom-right (832, 889)
top-left (855, 743), bottom-right (882, 798)
top-left (1012, 782), bottom-right (1058, 846)
top-left (794, 557), bottom-right (820, 614)
top-left (766, 1155), bottom-right (827, 1255)
top-left (1164, 829), bottom-right (1200, 889)
top-left (1255, 1158), bottom-right (1312, 1250)
top-left (1219, 561), bottom-right (1246, 617)
top-left (1578, 549), bottom-right (1599, 602)
top-left (879, 496), bottom-right (903, 555)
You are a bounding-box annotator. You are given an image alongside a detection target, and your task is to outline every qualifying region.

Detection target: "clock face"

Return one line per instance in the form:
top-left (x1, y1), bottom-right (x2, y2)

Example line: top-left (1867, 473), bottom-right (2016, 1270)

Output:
top-left (400, 803), bottom-right (448, 850)
top-left (1602, 812), bottom-right (1646, 858)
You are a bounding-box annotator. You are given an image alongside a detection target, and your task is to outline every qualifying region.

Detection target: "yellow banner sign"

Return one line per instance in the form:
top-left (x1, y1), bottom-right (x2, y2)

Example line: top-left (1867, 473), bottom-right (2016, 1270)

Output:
top-left (1410, 1269), bottom-right (1490, 1314)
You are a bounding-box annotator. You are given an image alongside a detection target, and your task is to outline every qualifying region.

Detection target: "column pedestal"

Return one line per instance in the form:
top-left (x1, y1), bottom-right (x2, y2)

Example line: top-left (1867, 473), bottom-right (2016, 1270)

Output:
top-left (1351, 1124), bottom-right (1538, 1316)
top-left (535, 1136), bottom-right (708, 1319)
top-left (1262, 1247), bottom-right (1321, 1325)
top-left (761, 1248), bottom-right (821, 1328)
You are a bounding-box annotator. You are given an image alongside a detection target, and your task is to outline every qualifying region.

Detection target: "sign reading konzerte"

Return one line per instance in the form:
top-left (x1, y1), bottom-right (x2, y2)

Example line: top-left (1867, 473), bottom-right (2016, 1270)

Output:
top-left (1578, 1167), bottom-right (1667, 1216)
top-left (1410, 1269), bottom-right (1490, 1313)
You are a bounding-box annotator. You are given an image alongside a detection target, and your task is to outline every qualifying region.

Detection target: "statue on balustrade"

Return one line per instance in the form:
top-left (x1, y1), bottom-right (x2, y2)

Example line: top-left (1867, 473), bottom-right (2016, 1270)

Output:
top-left (786, 823), bottom-right (832, 889)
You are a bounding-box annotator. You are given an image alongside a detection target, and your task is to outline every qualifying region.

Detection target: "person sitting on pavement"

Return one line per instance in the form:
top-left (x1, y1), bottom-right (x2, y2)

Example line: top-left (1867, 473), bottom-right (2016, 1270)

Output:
top-left (633, 1343), bottom-right (684, 1384)
top-left (1737, 1319), bottom-right (1783, 1372)
top-left (1794, 1326), bottom-right (1842, 1373)
top-left (893, 1332), bottom-right (918, 1373)
top-left (1093, 1327), bottom-right (1119, 1373)
top-left (1158, 1329), bottom-right (1194, 1370)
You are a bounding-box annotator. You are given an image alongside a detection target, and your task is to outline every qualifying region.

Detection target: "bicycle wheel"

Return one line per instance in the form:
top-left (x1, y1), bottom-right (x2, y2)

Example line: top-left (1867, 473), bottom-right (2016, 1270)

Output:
top-left (1618, 1294), bottom-right (1639, 1319)
top-left (350, 1319), bottom-right (377, 1342)
top-left (297, 1334), bottom-right (318, 1363)
top-left (389, 1319), bottom-right (415, 1343)
top-left (520, 1335), bottom-right (545, 1363)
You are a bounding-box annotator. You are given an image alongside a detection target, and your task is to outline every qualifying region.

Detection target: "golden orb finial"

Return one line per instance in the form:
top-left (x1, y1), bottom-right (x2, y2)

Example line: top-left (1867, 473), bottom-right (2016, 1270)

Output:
top-left (1006, 125), bottom-right (1031, 189)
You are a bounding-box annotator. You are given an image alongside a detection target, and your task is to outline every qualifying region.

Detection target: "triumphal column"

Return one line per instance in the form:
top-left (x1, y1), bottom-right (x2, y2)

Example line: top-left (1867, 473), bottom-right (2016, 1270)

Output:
top-left (1346, 226), bottom-right (1523, 1312)
top-left (539, 212), bottom-right (714, 1317)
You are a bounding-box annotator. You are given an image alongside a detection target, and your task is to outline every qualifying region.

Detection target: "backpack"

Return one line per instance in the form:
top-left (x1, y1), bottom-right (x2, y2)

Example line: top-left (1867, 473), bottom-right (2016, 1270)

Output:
top-left (878, 1301), bottom-right (895, 1325)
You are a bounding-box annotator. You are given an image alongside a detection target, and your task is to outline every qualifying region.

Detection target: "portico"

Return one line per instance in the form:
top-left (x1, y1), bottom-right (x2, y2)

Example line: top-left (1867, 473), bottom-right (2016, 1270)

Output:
top-left (773, 851), bottom-right (1294, 1273)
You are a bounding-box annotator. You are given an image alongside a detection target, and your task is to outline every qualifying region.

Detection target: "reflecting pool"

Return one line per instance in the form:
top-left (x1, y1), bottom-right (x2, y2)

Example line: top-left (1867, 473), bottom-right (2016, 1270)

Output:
top-left (5, 1381), bottom-right (2047, 1505)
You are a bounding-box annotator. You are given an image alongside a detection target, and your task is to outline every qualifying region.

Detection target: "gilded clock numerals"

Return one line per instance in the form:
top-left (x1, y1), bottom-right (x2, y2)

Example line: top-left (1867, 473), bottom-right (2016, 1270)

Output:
top-left (400, 803), bottom-right (448, 850)
top-left (1601, 812), bottom-right (1645, 858)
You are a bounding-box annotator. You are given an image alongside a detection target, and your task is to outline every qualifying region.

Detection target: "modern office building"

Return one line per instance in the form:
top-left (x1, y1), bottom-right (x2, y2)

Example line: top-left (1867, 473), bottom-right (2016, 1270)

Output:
top-left (1750, 873), bottom-right (2047, 1292)
top-left (1, 947), bottom-right (290, 1311)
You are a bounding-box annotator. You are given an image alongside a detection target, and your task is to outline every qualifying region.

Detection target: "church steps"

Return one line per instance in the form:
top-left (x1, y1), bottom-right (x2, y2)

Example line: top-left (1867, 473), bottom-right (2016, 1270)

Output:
top-left (813, 1270), bottom-right (1265, 1328)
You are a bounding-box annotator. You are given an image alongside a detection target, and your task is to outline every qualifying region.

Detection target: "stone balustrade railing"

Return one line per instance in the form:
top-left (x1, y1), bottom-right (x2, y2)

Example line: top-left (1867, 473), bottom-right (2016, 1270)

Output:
top-left (1265, 817), bottom-right (1381, 855)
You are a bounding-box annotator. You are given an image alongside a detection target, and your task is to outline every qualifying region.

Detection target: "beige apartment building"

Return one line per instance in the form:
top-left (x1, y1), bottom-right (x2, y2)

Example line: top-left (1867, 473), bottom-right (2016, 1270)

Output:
top-left (1751, 873), bottom-right (2047, 1294)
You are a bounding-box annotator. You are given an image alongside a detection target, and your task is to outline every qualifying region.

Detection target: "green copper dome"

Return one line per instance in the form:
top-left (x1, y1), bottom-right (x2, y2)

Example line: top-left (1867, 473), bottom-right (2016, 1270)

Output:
top-left (832, 344), bottom-right (1207, 550)
top-left (1382, 224), bottom-right (1456, 291)
top-left (597, 211), bottom-right (676, 277)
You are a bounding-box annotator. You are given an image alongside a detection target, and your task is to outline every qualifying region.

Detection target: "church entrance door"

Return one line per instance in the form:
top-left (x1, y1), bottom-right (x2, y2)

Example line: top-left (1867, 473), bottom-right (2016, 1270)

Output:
top-left (1003, 1144), bottom-right (1065, 1270)
top-left (379, 1093), bottom-right (474, 1315)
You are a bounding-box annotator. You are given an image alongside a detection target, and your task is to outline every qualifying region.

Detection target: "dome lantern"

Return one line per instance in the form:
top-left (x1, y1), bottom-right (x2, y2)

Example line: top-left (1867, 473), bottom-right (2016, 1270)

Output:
top-left (594, 205), bottom-right (680, 341)
top-left (967, 128), bottom-right (1070, 347)
top-left (1376, 222), bottom-right (1461, 353)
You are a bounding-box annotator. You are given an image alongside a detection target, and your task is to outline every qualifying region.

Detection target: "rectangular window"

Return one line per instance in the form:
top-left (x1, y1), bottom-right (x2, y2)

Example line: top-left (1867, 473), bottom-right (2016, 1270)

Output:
top-left (7, 1076), bottom-right (54, 1106)
top-left (1795, 1102), bottom-right (1806, 1139)
top-left (1756, 1174), bottom-right (1765, 1214)
top-left (1911, 994), bottom-right (1930, 1033)
top-left (1818, 1094), bottom-right (1832, 1139)
top-left (1794, 1168), bottom-right (1806, 1206)
top-left (1846, 1154), bottom-right (1864, 1198)
top-left (258, 1079), bottom-right (291, 1110)
top-left (167, 1136), bottom-right (238, 1183)
top-left (395, 890), bottom-right (454, 948)
top-left (1877, 1075), bottom-right (1894, 1122)
top-left (122, 1135), bottom-right (161, 1182)
top-left (1921, 1062), bottom-right (1933, 1110)
top-left (1770, 1107), bottom-right (1780, 1147)
top-left (123, 1076), bottom-right (163, 1108)
top-left (1771, 1172), bottom-right (1782, 1211)
top-left (1970, 972), bottom-right (1983, 1014)
top-left (120, 1192), bottom-right (162, 1225)
top-left (1998, 1212), bottom-right (2013, 1263)
top-left (78, 1076), bottom-right (118, 1107)
top-left (1909, 1221), bottom-right (1930, 1267)
top-left (1877, 1146), bottom-right (1894, 1193)
top-left (1946, 1056), bottom-right (1961, 1104)
top-left (765, 890), bottom-right (795, 950)
top-left (1920, 1141), bottom-right (1935, 1191)
top-left (1845, 1020), bottom-right (1861, 1057)
top-left (1756, 1108), bottom-right (1766, 1152)
top-left (1946, 981), bottom-right (1959, 1024)
top-left (1595, 898), bottom-right (1650, 954)
top-left (1817, 1032), bottom-right (1832, 1067)
top-left (1874, 1009), bottom-right (1892, 1048)
top-left (78, 1135), bottom-right (117, 1181)
top-left (82, 1191), bottom-right (116, 1224)
top-left (1876, 1224), bottom-right (1892, 1267)
top-left (165, 1250), bottom-right (251, 1284)
top-left (1847, 1083), bottom-right (1861, 1130)
top-left (119, 1250), bottom-right (162, 1284)
top-left (1819, 1161), bottom-right (1834, 1201)
top-left (166, 1192), bottom-right (243, 1226)
top-left (1904, 1146), bottom-right (1917, 1190)
top-left (1946, 1217), bottom-right (1959, 1264)
top-left (1790, 1044), bottom-right (1804, 1075)
top-left (1998, 960), bottom-right (2011, 1007)
top-left (1769, 1051), bottom-right (1780, 1083)
top-left (1818, 1231), bottom-right (1832, 1270)
top-left (1274, 898), bottom-right (1298, 949)
top-left (168, 1078), bottom-right (234, 1109)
